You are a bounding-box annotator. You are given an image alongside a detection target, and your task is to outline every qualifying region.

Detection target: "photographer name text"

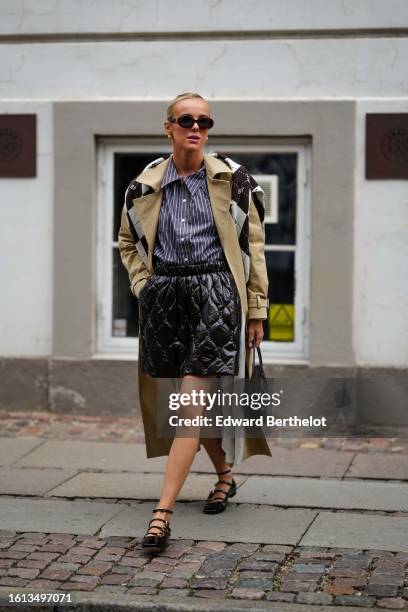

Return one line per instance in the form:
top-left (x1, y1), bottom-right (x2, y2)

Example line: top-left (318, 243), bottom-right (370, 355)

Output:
top-left (168, 415), bottom-right (327, 428)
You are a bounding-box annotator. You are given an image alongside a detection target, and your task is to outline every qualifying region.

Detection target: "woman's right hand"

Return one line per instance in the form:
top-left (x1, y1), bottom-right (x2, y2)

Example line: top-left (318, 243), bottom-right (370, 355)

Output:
top-left (247, 319), bottom-right (264, 348)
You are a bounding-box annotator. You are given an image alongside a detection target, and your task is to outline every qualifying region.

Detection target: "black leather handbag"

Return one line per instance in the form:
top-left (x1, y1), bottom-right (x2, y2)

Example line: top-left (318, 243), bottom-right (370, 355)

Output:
top-left (241, 344), bottom-right (269, 427)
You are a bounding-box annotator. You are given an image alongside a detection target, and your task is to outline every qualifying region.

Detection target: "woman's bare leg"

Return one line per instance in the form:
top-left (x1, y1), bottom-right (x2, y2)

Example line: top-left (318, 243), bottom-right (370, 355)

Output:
top-left (147, 374), bottom-right (215, 534)
top-left (200, 437), bottom-right (232, 472)
top-left (199, 438), bottom-right (234, 497)
top-left (200, 374), bottom-right (235, 496)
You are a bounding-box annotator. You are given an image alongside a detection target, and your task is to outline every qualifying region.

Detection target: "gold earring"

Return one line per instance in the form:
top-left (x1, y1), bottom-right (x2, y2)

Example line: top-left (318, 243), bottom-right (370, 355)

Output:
top-left (167, 134), bottom-right (171, 139)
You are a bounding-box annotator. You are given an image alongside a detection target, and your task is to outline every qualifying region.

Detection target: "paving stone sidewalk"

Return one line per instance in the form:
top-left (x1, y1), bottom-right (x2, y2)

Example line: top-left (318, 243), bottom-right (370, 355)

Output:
top-left (0, 410), bottom-right (407, 610)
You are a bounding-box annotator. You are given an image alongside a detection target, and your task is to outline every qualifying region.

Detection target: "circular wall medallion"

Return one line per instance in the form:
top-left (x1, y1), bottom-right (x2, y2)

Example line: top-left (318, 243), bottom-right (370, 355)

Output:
top-left (0, 127), bottom-right (23, 162)
top-left (381, 128), bottom-right (408, 162)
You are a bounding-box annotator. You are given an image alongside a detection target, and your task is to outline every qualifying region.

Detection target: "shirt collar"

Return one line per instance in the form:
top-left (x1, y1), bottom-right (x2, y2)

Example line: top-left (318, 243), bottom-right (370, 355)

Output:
top-left (161, 156), bottom-right (179, 188)
top-left (161, 156), bottom-right (206, 193)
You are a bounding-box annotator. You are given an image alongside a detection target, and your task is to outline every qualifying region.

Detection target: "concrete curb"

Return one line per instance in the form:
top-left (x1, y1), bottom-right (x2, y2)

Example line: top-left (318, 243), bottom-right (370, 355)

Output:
top-left (0, 587), bottom-right (380, 611)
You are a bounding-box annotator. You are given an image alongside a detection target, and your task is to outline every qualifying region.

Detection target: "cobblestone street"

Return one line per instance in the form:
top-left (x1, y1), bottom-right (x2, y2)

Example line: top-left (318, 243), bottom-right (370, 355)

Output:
top-left (1, 532), bottom-right (408, 609)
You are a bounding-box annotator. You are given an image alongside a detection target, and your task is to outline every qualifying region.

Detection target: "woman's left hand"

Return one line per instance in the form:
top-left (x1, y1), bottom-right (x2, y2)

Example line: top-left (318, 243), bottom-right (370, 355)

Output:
top-left (247, 319), bottom-right (264, 348)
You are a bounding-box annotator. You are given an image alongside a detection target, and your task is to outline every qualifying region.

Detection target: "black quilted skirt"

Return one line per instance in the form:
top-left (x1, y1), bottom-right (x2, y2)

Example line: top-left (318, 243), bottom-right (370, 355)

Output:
top-left (138, 260), bottom-right (241, 378)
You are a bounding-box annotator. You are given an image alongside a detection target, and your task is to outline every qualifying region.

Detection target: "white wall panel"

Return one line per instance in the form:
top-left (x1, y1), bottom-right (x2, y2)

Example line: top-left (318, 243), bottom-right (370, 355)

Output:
top-left (0, 102), bottom-right (53, 356)
top-left (0, 39), bottom-right (407, 99)
top-left (0, 0), bottom-right (406, 35)
top-left (354, 100), bottom-right (408, 366)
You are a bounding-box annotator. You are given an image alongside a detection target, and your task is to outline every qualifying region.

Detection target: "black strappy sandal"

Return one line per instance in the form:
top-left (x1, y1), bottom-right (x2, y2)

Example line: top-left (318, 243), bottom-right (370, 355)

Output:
top-left (141, 508), bottom-right (173, 552)
top-left (203, 468), bottom-right (237, 514)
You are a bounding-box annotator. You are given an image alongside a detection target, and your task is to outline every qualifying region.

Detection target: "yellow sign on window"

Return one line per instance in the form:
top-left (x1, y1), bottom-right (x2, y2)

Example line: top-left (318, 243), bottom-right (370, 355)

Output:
top-left (268, 304), bottom-right (294, 341)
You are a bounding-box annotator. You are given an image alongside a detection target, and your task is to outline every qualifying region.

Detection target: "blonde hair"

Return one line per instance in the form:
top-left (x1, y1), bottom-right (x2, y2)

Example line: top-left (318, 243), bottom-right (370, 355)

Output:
top-left (166, 92), bottom-right (209, 121)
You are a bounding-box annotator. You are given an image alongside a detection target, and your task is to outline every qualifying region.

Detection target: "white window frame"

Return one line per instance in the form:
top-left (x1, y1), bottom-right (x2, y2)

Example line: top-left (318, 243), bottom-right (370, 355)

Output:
top-left (96, 140), bottom-right (311, 364)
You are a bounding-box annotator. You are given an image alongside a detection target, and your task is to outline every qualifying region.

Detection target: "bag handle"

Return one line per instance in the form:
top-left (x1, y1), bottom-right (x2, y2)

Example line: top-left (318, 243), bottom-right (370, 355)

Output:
top-left (252, 344), bottom-right (265, 376)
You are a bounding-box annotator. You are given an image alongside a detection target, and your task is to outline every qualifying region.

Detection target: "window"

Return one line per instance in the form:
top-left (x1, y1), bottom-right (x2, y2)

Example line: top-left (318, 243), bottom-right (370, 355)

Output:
top-left (97, 139), bottom-right (311, 362)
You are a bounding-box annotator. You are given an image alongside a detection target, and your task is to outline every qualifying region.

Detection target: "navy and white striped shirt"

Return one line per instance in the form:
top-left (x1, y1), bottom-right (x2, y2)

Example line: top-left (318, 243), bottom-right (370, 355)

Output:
top-left (153, 156), bottom-right (225, 265)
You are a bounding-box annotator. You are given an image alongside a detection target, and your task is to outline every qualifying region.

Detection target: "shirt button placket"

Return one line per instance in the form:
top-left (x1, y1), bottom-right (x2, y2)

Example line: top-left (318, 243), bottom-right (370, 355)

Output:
top-left (182, 184), bottom-right (187, 260)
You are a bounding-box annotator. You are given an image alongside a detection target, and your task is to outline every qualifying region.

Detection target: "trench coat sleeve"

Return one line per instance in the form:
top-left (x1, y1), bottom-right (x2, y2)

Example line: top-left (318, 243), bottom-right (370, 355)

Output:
top-left (118, 205), bottom-right (150, 299)
top-left (247, 194), bottom-right (269, 320)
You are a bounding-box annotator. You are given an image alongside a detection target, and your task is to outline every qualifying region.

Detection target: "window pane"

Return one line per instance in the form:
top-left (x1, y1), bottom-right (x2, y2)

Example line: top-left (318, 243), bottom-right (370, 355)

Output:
top-left (112, 247), bottom-right (139, 338)
top-left (220, 152), bottom-right (297, 245)
top-left (265, 250), bottom-right (295, 342)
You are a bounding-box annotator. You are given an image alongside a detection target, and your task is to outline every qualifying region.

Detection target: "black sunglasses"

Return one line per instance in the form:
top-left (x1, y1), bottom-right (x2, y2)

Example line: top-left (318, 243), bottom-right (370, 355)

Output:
top-left (169, 114), bottom-right (214, 130)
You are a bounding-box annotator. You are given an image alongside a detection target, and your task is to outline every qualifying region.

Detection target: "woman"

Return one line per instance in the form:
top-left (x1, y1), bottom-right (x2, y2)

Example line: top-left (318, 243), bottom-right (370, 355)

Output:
top-left (118, 92), bottom-right (271, 553)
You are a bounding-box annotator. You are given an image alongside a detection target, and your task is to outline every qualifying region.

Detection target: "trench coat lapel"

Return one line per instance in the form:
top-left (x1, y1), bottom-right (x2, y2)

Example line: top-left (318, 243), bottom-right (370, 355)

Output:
top-left (205, 163), bottom-right (235, 261)
top-left (131, 157), bottom-right (169, 272)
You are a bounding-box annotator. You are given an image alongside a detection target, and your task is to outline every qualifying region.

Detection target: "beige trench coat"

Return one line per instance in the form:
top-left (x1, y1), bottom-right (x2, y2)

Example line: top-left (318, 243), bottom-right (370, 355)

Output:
top-left (118, 154), bottom-right (272, 465)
